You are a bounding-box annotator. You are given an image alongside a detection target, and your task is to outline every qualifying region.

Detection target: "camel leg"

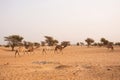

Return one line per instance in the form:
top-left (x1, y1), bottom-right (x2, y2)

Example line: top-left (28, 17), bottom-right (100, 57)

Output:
top-left (18, 52), bottom-right (20, 56)
top-left (111, 47), bottom-right (114, 50)
top-left (15, 50), bottom-right (18, 57)
top-left (61, 50), bottom-right (63, 54)
top-left (42, 49), bottom-right (47, 54)
top-left (24, 50), bottom-right (28, 55)
top-left (15, 50), bottom-right (20, 57)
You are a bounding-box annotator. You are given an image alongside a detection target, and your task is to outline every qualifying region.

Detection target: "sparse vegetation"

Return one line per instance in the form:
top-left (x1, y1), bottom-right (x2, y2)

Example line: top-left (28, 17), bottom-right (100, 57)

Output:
top-left (44, 36), bottom-right (58, 46)
top-left (41, 41), bottom-right (45, 46)
top-left (85, 38), bottom-right (94, 47)
top-left (80, 42), bottom-right (84, 46)
top-left (34, 42), bottom-right (40, 48)
top-left (4, 35), bottom-right (23, 51)
top-left (61, 41), bottom-right (70, 46)
top-left (100, 38), bottom-right (109, 45)
top-left (115, 42), bottom-right (120, 46)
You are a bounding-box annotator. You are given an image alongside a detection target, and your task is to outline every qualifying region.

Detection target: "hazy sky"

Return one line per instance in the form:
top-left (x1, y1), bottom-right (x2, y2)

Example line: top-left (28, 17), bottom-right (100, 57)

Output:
top-left (0, 0), bottom-right (120, 44)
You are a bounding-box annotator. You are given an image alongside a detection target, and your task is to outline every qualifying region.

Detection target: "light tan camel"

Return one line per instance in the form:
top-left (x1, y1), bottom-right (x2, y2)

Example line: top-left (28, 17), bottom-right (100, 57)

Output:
top-left (15, 46), bottom-right (34, 57)
top-left (42, 46), bottom-right (54, 54)
top-left (15, 46), bottom-right (28, 57)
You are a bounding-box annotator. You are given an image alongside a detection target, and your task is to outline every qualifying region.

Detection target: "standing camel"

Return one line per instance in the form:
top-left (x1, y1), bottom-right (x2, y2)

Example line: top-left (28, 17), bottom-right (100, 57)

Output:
top-left (42, 46), bottom-right (54, 54)
top-left (54, 45), bottom-right (68, 54)
top-left (27, 46), bottom-right (35, 53)
top-left (106, 44), bottom-right (114, 50)
top-left (15, 46), bottom-right (34, 57)
top-left (15, 46), bottom-right (28, 57)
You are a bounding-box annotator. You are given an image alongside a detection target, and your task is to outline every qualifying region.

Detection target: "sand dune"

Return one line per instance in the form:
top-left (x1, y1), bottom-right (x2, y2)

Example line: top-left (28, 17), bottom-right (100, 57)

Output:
top-left (0, 46), bottom-right (120, 80)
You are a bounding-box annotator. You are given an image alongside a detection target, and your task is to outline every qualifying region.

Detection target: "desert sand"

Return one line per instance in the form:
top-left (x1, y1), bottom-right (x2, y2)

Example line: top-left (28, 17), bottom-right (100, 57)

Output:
top-left (0, 46), bottom-right (120, 80)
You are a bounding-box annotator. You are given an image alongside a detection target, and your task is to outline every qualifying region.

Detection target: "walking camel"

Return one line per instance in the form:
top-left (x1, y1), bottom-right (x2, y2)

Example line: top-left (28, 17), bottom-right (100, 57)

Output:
top-left (42, 44), bottom-right (68, 54)
top-left (42, 46), bottom-right (55, 54)
top-left (106, 44), bottom-right (114, 50)
top-left (54, 44), bottom-right (68, 54)
top-left (15, 46), bottom-right (27, 57)
top-left (15, 46), bottom-right (34, 57)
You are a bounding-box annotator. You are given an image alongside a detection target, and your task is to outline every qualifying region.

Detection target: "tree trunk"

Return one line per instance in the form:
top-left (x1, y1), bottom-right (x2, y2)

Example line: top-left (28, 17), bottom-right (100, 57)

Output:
top-left (11, 46), bottom-right (15, 51)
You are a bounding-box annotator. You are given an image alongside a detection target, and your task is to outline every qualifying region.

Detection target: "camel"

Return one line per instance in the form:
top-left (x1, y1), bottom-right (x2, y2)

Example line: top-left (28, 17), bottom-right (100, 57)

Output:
top-left (15, 46), bottom-right (28, 57)
top-left (15, 46), bottom-right (34, 57)
top-left (54, 45), bottom-right (67, 54)
top-left (42, 48), bottom-right (47, 54)
top-left (27, 46), bottom-right (34, 53)
top-left (106, 44), bottom-right (114, 50)
top-left (42, 46), bottom-right (54, 54)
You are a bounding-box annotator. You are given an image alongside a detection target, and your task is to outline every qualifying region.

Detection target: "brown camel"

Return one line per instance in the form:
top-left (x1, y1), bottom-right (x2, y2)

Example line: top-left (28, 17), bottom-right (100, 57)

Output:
top-left (106, 44), bottom-right (114, 50)
top-left (54, 45), bottom-right (67, 54)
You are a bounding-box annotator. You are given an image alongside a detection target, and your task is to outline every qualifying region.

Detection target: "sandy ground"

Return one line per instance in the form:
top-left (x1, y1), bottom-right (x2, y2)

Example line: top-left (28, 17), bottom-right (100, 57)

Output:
top-left (0, 46), bottom-right (120, 80)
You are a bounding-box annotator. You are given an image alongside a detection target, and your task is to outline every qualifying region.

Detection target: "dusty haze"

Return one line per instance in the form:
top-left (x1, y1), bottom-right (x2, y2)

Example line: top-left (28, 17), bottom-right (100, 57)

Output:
top-left (0, 0), bottom-right (120, 44)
